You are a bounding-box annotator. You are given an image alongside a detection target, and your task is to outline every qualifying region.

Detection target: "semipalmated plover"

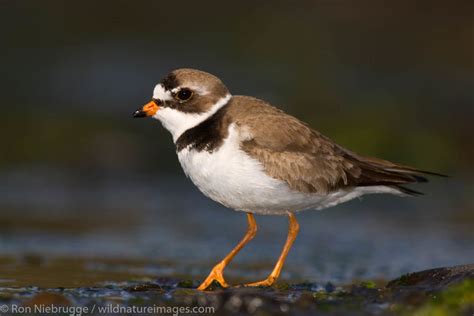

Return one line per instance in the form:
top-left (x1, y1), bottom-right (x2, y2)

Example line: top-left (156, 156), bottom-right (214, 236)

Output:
top-left (133, 68), bottom-right (442, 290)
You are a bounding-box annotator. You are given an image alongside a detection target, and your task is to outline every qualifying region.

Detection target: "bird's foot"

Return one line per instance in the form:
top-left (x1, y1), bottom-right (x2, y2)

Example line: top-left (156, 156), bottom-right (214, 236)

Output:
top-left (242, 275), bottom-right (276, 287)
top-left (197, 262), bottom-right (229, 291)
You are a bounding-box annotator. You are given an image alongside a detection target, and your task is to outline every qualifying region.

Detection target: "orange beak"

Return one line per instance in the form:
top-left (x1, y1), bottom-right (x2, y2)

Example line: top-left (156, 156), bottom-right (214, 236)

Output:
top-left (133, 101), bottom-right (159, 118)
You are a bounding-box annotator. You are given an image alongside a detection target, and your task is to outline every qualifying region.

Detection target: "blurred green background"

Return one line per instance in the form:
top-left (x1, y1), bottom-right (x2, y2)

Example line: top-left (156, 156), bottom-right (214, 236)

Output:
top-left (0, 1), bottom-right (473, 285)
top-left (1, 0), bottom-right (473, 175)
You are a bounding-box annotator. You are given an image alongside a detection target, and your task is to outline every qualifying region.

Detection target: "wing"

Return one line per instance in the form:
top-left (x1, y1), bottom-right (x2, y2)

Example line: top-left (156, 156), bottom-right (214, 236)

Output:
top-left (229, 96), bottom-right (442, 195)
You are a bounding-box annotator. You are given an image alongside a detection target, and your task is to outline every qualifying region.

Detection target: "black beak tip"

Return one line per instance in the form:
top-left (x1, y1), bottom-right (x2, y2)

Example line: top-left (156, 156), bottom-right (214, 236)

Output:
top-left (133, 110), bottom-right (146, 118)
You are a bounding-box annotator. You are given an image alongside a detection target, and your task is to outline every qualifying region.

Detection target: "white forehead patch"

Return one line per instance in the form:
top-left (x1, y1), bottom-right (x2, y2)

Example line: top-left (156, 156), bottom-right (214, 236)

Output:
top-left (171, 85), bottom-right (210, 96)
top-left (153, 84), bottom-right (173, 101)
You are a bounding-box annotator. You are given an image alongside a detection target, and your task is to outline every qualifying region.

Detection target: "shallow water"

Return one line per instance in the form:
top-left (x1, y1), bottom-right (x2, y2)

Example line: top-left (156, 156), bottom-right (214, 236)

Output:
top-left (1, 170), bottom-right (473, 289)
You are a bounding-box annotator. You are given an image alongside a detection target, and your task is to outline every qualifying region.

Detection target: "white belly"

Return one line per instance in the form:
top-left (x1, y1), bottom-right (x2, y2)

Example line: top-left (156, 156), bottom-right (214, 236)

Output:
top-left (177, 124), bottom-right (400, 215)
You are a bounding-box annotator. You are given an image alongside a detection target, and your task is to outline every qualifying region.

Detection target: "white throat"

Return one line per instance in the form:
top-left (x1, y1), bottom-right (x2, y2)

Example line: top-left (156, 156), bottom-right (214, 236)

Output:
top-left (153, 94), bottom-right (232, 142)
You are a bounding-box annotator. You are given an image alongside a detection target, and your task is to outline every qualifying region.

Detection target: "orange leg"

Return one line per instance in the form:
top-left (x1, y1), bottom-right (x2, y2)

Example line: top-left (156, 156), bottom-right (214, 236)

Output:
top-left (244, 212), bottom-right (299, 287)
top-left (197, 213), bottom-right (257, 291)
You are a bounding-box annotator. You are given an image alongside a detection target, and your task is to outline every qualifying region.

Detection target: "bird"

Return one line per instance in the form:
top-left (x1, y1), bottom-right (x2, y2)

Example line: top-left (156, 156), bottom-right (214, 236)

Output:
top-left (132, 68), bottom-right (443, 291)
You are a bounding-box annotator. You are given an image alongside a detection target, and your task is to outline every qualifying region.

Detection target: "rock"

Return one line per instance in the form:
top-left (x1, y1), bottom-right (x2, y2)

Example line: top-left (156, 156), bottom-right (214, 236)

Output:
top-left (387, 264), bottom-right (474, 292)
top-left (2, 263), bottom-right (472, 316)
top-left (126, 282), bottom-right (164, 292)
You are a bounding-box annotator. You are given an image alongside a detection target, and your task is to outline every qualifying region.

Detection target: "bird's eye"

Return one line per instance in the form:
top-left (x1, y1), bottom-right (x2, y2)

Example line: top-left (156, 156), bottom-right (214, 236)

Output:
top-left (176, 88), bottom-right (193, 101)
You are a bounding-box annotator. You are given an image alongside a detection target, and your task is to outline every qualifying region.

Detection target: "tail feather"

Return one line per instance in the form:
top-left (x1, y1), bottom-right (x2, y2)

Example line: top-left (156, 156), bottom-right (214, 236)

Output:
top-left (343, 152), bottom-right (446, 195)
top-left (384, 166), bottom-right (448, 178)
top-left (392, 185), bottom-right (424, 196)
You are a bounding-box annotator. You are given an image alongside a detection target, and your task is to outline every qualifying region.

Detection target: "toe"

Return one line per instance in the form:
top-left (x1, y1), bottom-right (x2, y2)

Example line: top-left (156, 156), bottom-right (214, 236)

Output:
top-left (197, 272), bottom-right (229, 291)
top-left (242, 276), bottom-right (276, 287)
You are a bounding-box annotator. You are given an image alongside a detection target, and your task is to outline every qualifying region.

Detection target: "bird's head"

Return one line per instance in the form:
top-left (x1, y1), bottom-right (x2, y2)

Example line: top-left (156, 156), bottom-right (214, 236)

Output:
top-left (133, 69), bottom-right (231, 141)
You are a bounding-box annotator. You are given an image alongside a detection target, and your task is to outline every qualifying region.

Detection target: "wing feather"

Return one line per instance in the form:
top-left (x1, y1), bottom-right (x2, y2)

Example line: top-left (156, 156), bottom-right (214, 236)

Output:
top-left (227, 96), bottom-right (442, 195)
